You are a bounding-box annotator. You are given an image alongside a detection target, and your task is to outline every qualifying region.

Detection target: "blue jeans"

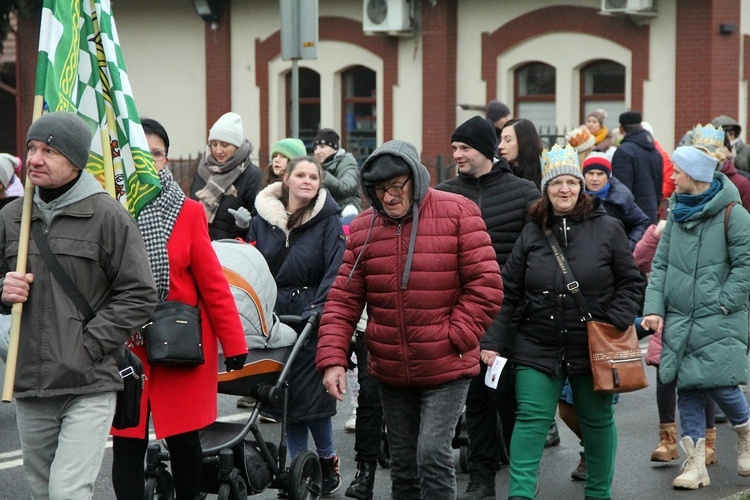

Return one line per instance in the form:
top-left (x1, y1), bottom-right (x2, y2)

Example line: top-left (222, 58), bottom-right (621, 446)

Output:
top-left (15, 392), bottom-right (117, 500)
top-left (379, 378), bottom-right (470, 500)
top-left (678, 386), bottom-right (750, 441)
top-left (286, 417), bottom-right (335, 459)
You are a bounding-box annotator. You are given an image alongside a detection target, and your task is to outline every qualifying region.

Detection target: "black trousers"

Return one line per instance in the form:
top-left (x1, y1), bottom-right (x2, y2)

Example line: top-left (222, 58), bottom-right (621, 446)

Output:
top-left (351, 331), bottom-right (384, 464)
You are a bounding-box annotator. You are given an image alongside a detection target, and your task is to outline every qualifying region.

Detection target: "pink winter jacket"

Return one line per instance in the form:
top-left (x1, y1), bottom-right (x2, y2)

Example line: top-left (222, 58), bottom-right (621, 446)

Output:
top-left (633, 223), bottom-right (663, 365)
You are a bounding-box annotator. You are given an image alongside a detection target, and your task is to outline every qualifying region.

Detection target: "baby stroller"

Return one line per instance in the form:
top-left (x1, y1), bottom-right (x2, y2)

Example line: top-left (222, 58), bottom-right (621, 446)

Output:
top-left (143, 240), bottom-right (323, 500)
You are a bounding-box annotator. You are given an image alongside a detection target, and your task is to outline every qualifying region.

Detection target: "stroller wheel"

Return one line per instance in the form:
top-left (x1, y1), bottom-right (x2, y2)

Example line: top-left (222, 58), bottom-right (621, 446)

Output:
top-left (217, 475), bottom-right (247, 500)
top-left (144, 469), bottom-right (174, 500)
top-left (288, 450), bottom-right (322, 500)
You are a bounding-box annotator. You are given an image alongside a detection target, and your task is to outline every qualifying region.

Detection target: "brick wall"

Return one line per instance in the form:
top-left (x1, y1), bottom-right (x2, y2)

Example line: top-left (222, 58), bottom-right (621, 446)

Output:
top-left (203, 3), bottom-right (233, 137)
top-left (675, 0), bottom-right (741, 143)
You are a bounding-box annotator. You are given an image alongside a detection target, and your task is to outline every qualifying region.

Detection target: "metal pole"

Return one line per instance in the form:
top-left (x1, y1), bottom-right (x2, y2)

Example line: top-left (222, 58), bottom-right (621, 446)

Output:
top-left (291, 58), bottom-right (299, 139)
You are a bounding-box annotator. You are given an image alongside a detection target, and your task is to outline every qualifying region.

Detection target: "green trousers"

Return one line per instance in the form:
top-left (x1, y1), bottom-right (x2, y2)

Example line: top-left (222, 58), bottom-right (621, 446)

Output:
top-left (508, 366), bottom-right (616, 499)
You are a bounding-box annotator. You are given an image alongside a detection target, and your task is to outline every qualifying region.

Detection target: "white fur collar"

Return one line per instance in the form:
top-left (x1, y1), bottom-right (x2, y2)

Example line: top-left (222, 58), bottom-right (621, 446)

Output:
top-left (254, 182), bottom-right (329, 236)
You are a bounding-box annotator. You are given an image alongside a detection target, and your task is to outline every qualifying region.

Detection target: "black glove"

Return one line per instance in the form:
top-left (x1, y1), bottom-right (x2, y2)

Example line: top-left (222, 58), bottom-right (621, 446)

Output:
top-left (224, 353), bottom-right (247, 372)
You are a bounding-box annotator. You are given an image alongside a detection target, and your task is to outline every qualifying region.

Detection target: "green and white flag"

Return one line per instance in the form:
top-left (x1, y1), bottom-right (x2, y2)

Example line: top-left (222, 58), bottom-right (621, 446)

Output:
top-left (35, 0), bottom-right (160, 217)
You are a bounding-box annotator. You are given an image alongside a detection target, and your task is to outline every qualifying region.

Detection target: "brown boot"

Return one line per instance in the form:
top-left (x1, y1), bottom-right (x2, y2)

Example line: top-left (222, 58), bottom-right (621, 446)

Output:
top-left (652, 422), bottom-right (680, 462)
top-left (705, 428), bottom-right (718, 465)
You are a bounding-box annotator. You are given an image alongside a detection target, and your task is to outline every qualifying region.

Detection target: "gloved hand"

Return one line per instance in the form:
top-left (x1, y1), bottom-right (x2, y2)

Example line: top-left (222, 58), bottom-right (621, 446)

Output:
top-left (228, 207), bottom-right (252, 228)
top-left (224, 353), bottom-right (247, 372)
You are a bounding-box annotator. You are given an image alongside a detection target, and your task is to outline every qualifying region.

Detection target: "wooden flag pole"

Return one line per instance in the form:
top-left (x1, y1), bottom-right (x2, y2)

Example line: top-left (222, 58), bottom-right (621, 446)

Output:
top-left (2, 96), bottom-right (43, 402)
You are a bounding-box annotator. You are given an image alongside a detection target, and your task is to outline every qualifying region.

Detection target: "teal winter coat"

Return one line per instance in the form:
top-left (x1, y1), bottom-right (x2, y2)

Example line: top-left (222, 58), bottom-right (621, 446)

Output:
top-left (644, 172), bottom-right (750, 390)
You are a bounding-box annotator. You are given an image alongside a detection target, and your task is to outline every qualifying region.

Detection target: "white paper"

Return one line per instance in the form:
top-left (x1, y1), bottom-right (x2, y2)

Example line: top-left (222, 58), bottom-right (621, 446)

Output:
top-left (484, 356), bottom-right (508, 389)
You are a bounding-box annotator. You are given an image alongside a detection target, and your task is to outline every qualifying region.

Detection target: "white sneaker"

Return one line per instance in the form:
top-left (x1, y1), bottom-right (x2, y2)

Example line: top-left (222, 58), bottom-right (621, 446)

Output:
top-left (673, 437), bottom-right (710, 489)
top-left (345, 409), bottom-right (356, 432)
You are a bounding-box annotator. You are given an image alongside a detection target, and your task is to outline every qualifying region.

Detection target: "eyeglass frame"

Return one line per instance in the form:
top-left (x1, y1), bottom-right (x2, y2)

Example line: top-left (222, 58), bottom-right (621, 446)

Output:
top-left (150, 149), bottom-right (167, 161)
top-left (368, 175), bottom-right (412, 198)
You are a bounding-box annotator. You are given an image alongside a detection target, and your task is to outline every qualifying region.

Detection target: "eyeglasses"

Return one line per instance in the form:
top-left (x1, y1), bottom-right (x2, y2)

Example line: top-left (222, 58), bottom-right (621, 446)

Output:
top-left (369, 176), bottom-right (412, 198)
top-left (150, 149), bottom-right (167, 161)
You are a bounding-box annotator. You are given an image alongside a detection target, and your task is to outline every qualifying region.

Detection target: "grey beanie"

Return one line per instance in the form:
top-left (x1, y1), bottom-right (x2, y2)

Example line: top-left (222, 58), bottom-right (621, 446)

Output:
top-left (361, 154), bottom-right (411, 186)
top-left (673, 146), bottom-right (718, 183)
top-left (27, 112), bottom-right (92, 170)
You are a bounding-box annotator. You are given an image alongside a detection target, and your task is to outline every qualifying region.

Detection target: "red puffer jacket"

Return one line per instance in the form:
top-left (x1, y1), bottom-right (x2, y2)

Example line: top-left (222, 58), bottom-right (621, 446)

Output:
top-left (316, 188), bottom-right (503, 388)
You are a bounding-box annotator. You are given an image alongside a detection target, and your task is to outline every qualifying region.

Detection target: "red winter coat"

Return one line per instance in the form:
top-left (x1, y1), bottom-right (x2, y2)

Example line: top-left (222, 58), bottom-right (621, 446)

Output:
top-left (316, 189), bottom-right (503, 388)
top-left (111, 199), bottom-right (247, 439)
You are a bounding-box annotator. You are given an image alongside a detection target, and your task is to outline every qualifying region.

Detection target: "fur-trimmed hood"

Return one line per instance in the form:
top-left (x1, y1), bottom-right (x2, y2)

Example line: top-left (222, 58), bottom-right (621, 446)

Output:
top-left (254, 182), bottom-right (339, 235)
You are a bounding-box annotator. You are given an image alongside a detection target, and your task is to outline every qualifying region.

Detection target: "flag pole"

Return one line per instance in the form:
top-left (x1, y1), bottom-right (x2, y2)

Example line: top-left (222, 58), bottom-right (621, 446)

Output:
top-left (2, 96), bottom-right (43, 402)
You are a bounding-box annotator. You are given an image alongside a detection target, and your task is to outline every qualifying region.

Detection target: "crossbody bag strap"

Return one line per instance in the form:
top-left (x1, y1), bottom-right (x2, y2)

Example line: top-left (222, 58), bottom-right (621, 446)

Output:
top-left (544, 229), bottom-right (592, 322)
top-left (30, 221), bottom-right (130, 370)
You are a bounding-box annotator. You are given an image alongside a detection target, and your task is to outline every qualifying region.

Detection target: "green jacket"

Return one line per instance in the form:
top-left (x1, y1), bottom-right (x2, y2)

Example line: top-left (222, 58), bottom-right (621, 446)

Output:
top-left (323, 150), bottom-right (362, 211)
top-left (644, 172), bottom-right (750, 390)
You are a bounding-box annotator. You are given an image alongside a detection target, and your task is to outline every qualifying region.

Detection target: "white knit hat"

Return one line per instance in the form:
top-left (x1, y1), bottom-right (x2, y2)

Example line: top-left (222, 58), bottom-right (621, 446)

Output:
top-left (0, 154), bottom-right (17, 187)
top-left (673, 146), bottom-right (718, 183)
top-left (208, 112), bottom-right (244, 147)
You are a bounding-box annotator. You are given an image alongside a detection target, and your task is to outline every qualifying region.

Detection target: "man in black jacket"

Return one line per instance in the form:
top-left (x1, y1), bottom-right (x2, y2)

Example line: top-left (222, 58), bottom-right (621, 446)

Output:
top-left (611, 111), bottom-right (663, 223)
top-left (437, 116), bottom-right (541, 500)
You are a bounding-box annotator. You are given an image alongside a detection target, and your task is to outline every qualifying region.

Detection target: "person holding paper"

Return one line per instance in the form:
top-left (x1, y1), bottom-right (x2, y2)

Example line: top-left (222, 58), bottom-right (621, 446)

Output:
top-left (481, 144), bottom-right (643, 500)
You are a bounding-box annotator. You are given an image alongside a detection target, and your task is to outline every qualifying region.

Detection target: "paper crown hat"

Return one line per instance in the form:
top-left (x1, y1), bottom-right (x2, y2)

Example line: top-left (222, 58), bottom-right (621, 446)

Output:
top-left (540, 144), bottom-right (584, 193)
top-left (691, 123), bottom-right (725, 152)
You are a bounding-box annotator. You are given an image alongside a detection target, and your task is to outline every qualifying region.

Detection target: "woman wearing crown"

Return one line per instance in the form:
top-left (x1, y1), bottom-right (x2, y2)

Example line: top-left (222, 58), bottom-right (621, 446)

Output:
top-left (480, 144), bottom-right (644, 500)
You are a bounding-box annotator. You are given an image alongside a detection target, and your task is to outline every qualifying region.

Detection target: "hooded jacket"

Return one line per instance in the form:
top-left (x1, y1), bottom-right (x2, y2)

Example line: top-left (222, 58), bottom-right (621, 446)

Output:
top-left (594, 176), bottom-right (651, 250)
top-left (644, 172), bottom-right (750, 390)
top-left (316, 140), bottom-right (503, 387)
top-left (611, 127), bottom-right (664, 223)
top-left (322, 149), bottom-right (362, 211)
top-left (712, 115), bottom-right (750, 173)
top-left (0, 171), bottom-right (158, 397)
top-left (719, 158), bottom-right (750, 211)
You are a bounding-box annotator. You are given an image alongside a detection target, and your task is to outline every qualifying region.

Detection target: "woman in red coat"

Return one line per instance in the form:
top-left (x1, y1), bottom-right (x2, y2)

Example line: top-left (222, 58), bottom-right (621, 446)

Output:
top-left (111, 119), bottom-right (248, 499)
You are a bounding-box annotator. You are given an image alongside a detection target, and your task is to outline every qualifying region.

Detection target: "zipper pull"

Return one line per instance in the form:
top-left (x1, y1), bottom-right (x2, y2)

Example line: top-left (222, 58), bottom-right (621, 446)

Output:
top-left (397, 224), bottom-right (402, 236)
top-left (285, 234), bottom-right (290, 248)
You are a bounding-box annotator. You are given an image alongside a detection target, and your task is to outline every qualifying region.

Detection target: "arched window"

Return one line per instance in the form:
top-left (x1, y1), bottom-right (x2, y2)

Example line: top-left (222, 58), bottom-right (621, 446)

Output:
top-left (341, 65), bottom-right (376, 164)
top-left (286, 68), bottom-right (321, 152)
top-left (514, 62), bottom-right (556, 130)
top-left (580, 60), bottom-right (626, 125)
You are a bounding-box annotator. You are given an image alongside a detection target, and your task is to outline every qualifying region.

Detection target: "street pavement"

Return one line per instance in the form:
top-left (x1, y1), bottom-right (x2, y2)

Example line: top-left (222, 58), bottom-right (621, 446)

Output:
top-left (3, 356), bottom-right (750, 499)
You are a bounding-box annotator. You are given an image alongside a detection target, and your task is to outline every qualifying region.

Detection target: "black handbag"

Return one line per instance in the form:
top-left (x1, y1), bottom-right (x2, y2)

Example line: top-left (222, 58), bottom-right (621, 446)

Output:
top-left (142, 301), bottom-right (204, 366)
top-left (31, 222), bottom-right (143, 429)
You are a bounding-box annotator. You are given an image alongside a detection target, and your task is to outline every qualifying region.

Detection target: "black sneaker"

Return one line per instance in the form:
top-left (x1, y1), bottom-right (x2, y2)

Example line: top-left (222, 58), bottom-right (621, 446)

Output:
top-left (458, 481), bottom-right (495, 500)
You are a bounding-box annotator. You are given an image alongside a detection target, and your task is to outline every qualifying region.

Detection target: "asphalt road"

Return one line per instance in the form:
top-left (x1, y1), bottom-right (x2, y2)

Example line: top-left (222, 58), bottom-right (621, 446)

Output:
top-left (3, 354), bottom-right (750, 499)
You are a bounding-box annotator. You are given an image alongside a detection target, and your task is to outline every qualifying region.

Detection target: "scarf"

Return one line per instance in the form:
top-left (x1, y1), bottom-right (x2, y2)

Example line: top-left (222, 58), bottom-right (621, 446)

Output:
top-left (194, 139), bottom-right (253, 223)
top-left (129, 167), bottom-right (185, 347)
top-left (585, 182), bottom-right (611, 200)
top-left (671, 179), bottom-right (722, 223)
top-left (593, 126), bottom-right (608, 146)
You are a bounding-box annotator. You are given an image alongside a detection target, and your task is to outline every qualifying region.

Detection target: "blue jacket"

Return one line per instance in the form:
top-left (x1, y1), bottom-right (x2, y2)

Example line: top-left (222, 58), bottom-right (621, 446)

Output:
top-left (596, 176), bottom-right (651, 250)
top-left (611, 128), bottom-right (664, 223)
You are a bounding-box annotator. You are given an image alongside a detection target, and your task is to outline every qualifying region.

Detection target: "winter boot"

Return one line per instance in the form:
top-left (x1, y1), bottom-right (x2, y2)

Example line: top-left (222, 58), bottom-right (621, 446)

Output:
top-left (320, 455), bottom-right (342, 496)
top-left (571, 451), bottom-right (586, 481)
top-left (672, 437), bottom-right (710, 489)
top-left (457, 480), bottom-right (495, 500)
top-left (345, 461), bottom-right (376, 500)
top-left (705, 427), bottom-right (718, 465)
top-left (651, 423), bottom-right (680, 462)
top-left (733, 419), bottom-right (750, 476)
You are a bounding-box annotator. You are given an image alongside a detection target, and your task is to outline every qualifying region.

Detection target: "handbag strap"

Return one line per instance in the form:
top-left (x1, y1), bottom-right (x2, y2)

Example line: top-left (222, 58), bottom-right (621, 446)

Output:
top-left (544, 229), bottom-right (592, 322)
top-left (31, 221), bottom-right (130, 372)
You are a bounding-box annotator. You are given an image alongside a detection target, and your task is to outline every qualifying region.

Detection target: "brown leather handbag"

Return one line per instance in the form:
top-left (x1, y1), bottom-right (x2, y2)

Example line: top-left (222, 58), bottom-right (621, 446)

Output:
top-left (545, 230), bottom-right (648, 394)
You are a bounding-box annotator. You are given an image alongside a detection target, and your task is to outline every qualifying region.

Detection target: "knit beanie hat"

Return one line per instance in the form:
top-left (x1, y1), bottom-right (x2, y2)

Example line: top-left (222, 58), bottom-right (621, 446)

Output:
top-left (271, 138), bottom-right (307, 161)
top-left (587, 109), bottom-right (607, 126)
top-left (451, 116), bottom-right (498, 161)
top-left (619, 111), bottom-right (642, 126)
top-left (0, 156), bottom-right (15, 187)
top-left (565, 125), bottom-right (595, 153)
top-left (581, 152), bottom-right (612, 178)
top-left (673, 146), bottom-right (718, 183)
top-left (27, 112), bottom-right (92, 170)
top-left (314, 128), bottom-right (339, 150)
top-left (540, 144), bottom-right (585, 194)
top-left (486, 100), bottom-right (510, 122)
top-left (0, 153), bottom-right (19, 182)
top-left (208, 112), bottom-right (244, 147)
top-left (361, 154), bottom-right (411, 186)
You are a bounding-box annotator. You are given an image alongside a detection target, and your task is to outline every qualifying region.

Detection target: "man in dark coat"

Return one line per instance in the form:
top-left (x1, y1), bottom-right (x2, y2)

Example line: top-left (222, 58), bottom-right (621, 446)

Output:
top-left (611, 111), bottom-right (664, 223)
top-left (437, 116), bottom-right (540, 500)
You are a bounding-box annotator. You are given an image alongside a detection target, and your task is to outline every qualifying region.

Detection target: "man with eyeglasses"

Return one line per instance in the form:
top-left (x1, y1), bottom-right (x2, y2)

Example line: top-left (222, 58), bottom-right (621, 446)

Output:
top-left (316, 139), bottom-right (503, 499)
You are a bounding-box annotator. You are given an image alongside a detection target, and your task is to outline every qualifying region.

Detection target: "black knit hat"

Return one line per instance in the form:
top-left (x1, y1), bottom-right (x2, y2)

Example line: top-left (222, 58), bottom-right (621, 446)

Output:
top-left (361, 154), bottom-right (411, 186)
top-left (619, 111), bottom-right (642, 126)
top-left (451, 116), bottom-right (498, 161)
top-left (314, 128), bottom-right (339, 150)
top-left (27, 112), bottom-right (92, 170)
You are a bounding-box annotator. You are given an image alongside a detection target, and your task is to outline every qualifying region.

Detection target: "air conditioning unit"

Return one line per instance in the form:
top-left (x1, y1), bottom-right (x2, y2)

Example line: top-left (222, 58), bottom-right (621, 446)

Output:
top-left (363, 0), bottom-right (412, 34)
top-left (600, 0), bottom-right (655, 14)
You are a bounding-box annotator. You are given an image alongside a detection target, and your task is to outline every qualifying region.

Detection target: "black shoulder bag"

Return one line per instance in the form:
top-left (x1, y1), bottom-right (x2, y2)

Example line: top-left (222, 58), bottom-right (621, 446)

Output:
top-left (31, 222), bottom-right (143, 429)
top-left (545, 229), bottom-right (648, 394)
